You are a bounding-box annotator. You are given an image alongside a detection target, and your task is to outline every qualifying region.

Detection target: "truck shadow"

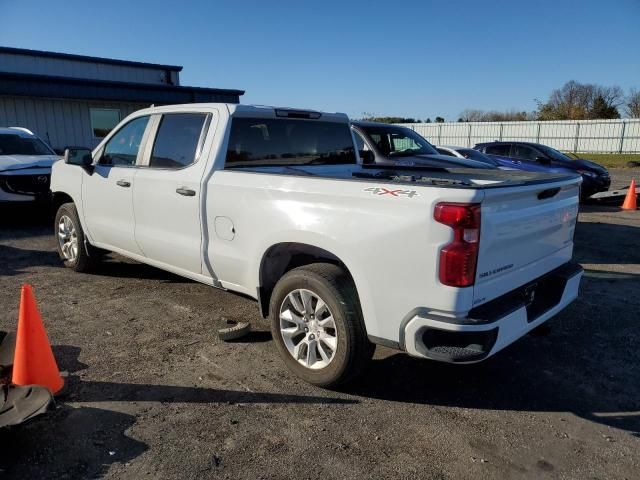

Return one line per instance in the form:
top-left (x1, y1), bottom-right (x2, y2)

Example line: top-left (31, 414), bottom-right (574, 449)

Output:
top-left (0, 344), bottom-right (356, 479)
top-left (573, 219), bottom-right (640, 266)
top-left (92, 258), bottom-right (193, 283)
top-left (355, 266), bottom-right (640, 437)
top-left (354, 217), bottom-right (640, 436)
top-left (0, 243), bottom-right (191, 283)
top-left (0, 244), bottom-right (60, 276)
top-left (52, 344), bottom-right (349, 407)
top-left (0, 204), bottom-right (51, 241)
top-left (356, 337), bottom-right (640, 437)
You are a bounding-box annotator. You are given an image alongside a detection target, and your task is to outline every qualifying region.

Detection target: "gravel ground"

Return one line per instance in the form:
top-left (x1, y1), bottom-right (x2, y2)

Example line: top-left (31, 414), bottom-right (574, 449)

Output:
top-left (0, 168), bottom-right (638, 479)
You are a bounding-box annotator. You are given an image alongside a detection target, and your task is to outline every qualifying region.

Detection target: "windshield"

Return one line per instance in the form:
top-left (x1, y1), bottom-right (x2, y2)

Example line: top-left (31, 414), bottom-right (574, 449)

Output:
top-left (360, 125), bottom-right (438, 157)
top-left (536, 144), bottom-right (572, 162)
top-left (226, 117), bottom-right (356, 167)
top-left (456, 148), bottom-right (499, 166)
top-left (0, 134), bottom-right (55, 156)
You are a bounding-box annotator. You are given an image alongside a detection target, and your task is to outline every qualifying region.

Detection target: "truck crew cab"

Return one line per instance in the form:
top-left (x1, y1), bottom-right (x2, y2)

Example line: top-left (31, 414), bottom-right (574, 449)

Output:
top-left (51, 104), bottom-right (583, 387)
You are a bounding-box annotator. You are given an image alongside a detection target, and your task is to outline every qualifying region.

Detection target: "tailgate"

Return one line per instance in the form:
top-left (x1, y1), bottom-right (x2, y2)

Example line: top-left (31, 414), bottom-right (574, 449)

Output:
top-left (473, 176), bottom-right (581, 307)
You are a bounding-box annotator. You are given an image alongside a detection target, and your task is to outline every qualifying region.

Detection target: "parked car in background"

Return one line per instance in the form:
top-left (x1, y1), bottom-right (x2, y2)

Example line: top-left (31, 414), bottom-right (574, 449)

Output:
top-left (435, 146), bottom-right (507, 168)
top-left (0, 127), bottom-right (58, 203)
top-left (351, 122), bottom-right (495, 170)
top-left (474, 141), bottom-right (610, 199)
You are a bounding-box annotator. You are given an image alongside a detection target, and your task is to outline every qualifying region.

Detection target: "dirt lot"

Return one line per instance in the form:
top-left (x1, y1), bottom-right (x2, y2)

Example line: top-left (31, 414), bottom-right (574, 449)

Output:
top-left (0, 169), bottom-right (638, 479)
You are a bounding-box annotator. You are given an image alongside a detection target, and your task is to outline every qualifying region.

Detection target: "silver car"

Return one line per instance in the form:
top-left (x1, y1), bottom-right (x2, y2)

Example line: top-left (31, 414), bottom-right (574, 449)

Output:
top-left (0, 127), bottom-right (58, 203)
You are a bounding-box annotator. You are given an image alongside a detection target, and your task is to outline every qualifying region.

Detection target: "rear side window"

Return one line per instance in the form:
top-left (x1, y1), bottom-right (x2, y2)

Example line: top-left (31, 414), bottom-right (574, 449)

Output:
top-left (485, 144), bottom-right (511, 156)
top-left (512, 144), bottom-right (539, 161)
top-left (150, 113), bottom-right (207, 168)
top-left (225, 117), bottom-right (355, 167)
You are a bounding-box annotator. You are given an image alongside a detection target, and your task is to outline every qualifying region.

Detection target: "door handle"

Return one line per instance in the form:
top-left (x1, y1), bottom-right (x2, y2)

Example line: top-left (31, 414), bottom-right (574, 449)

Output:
top-left (116, 180), bottom-right (131, 188)
top-left (176, 187), bottom-right (196, 197)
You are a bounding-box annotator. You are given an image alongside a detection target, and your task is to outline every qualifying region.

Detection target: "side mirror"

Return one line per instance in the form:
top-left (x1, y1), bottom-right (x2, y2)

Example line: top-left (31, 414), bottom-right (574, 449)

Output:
top-left (535, 155), bottom-right (551, 164)
top-left (64, 147), bottom-right (94, 173)
top-left (359, 150), bottom-right (375, 164)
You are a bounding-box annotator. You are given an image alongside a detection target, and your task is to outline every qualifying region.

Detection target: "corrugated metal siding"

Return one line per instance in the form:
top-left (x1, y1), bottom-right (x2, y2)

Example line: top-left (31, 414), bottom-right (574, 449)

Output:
top-left (0, 52), bottom-right (178, 85)
top-left (399, 119), bottom-right (640, 153)
top-left (0, 96), bottom-right (148, 149)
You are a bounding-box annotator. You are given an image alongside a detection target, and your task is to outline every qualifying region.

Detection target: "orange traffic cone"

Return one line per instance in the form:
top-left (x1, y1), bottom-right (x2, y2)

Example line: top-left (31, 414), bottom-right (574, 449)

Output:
top-left (12, 285), bottom-right (64, 394)
top-left (621, 179), bottom-right (637, 211)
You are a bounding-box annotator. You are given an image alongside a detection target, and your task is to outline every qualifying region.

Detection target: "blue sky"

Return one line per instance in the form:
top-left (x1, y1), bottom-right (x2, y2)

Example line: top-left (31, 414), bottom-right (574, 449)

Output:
top-left (1, 0), bottom-right (638, 120)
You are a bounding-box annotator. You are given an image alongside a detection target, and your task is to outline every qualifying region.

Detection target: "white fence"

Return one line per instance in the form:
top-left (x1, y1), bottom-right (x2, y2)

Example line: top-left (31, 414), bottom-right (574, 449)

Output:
top-left (397, 118), bottom-right (640, 153)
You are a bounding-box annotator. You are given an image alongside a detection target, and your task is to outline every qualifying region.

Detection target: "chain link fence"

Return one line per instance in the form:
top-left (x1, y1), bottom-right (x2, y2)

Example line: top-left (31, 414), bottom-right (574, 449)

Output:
top-left (397, 119), bottom-right (640, 153)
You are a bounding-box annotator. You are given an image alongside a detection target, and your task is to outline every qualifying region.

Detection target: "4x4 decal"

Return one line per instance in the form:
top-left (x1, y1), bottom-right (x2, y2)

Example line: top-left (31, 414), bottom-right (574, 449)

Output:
top-left (364, 187), bottom-right (418, 198)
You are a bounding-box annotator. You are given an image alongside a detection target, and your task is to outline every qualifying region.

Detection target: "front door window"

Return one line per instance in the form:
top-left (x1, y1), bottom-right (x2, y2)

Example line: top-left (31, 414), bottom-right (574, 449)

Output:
top-left (100, 116), bottom-right (150, 166)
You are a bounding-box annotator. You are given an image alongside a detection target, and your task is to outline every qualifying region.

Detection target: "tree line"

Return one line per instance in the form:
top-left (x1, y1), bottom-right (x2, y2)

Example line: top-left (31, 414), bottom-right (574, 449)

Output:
top-left (360, 113), bottom-right (446, 124)
top-left (361, 81), bottom-right (640, 124)
top-left (461, 81), bottom-right (640, 122)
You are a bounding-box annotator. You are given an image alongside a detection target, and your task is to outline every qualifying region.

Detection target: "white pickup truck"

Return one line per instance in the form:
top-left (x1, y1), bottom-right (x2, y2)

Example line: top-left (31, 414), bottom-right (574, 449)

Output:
top-left (50, 104), bottom-right (583, 387)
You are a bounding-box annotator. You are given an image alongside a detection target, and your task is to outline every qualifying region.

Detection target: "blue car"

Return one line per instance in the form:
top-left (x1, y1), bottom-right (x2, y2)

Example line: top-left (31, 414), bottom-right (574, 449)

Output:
top-left (474, 141), bottom-right (610, 199)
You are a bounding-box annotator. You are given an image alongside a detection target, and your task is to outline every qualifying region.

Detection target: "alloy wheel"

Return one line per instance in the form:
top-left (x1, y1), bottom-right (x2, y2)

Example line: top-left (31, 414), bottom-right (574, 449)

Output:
top-left (57, 215), bottom-right (78, 262)
top-left (279, 289), bottom-right (338, 370)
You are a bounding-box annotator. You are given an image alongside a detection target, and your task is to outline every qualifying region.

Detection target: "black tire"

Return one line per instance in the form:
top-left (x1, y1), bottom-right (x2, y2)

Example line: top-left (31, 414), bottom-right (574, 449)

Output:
top-left (269, 263), bottom-right (374, 388)
top-left (54, 202), bottom-right (102, 272)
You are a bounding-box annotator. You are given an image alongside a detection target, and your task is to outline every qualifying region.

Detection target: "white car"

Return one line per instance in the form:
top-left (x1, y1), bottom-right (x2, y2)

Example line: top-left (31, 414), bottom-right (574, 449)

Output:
top-left (50, 104), bottom-right (583, 387)
top-left (0, 127), bottom-right (58, 203)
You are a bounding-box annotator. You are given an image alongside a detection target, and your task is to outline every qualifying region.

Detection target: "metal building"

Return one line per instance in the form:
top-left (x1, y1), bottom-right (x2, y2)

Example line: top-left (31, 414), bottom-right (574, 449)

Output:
top-left (0, 46), bottom-right (244, 151)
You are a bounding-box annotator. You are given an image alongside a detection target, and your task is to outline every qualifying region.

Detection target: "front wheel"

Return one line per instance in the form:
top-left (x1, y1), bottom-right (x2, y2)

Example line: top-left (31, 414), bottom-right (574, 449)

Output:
top-left (269, 263), bottom-right (374, 388)
top-left (55, 202), bottom-right (101, 272)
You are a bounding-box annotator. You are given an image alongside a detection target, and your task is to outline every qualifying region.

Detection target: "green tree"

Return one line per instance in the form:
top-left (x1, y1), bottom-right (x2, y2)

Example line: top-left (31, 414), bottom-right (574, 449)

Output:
top-left (589, 95), bottom-right (620, 119)
top-left (360, 115), bottom-right (418, 124)
top-left (435, 116), bottom-right (445, 123)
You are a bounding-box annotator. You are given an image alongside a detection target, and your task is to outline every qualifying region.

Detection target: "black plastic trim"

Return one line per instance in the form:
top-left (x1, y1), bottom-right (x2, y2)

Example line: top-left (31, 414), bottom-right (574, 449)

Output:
top-left (256, 286), bottom-right (269, 319)
top-left (420, 327), bottom-right (499, 362)
top-left (469, 262), bottom-right (583, 324)
top-left (367, 335), bottom-right (400, 350)
top-left (538, 187), bottom-right (561, 199)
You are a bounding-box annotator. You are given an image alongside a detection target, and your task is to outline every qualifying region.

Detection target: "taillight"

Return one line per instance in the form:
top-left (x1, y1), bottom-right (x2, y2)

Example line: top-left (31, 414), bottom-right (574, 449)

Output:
top-left (434, 202), bottom-right (481, 287)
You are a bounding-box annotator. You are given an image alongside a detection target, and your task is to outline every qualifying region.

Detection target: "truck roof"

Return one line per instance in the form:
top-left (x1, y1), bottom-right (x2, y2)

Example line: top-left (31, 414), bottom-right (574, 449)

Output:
top-left (134, 103), bottom-right (349, 122)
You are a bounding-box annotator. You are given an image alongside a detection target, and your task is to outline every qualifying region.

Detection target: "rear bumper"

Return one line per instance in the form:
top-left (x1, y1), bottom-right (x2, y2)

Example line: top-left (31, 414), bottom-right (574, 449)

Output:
top-left (401, 262), bottom-right (583, 363)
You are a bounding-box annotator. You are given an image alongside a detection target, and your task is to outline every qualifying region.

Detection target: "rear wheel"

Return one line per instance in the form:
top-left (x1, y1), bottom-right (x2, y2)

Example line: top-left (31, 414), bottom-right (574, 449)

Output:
top-left (269, 263), bottom-right (374, 388)
top-left (55, 202), bottom-right (102, 272)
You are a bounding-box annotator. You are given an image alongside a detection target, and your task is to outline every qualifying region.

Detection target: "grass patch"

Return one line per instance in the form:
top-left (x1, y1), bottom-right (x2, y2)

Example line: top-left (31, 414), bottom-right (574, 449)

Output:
top-left (565, 153), bottom-right (640, 168)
